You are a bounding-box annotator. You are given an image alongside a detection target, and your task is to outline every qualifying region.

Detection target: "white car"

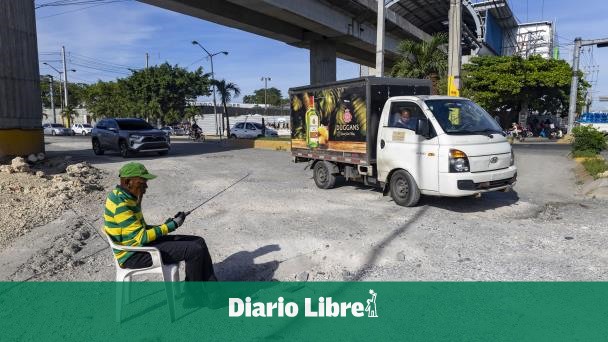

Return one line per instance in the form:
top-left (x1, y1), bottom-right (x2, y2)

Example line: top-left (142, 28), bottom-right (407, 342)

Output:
top-left (230, 122), bottom-right (278, 139)
top-left (43, 123), bottom-right (73, 136)
top-left (71, 123), bottom-right (93, 135)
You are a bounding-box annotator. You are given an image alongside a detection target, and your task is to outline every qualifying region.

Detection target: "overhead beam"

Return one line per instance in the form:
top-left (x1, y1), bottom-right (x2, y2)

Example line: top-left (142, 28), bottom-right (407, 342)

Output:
top-left (139, 0), bottom-right (422, 68)
top-left (353, 0), bottom-right (431, 42)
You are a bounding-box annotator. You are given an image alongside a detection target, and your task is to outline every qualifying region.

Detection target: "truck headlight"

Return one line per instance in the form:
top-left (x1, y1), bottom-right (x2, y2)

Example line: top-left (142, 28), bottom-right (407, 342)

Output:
top-left (449, 149), bottom-right (470, 173)
top-left (510, 148), bottom-right (515, 166)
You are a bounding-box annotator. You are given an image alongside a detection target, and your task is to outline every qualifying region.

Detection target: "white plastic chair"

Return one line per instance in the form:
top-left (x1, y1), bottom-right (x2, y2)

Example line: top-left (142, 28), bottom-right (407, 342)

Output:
top-left (105, 234), bottom-right (180, 322)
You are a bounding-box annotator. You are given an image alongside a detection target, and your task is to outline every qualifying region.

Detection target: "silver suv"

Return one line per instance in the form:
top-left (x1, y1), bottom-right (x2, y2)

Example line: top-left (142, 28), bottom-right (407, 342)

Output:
top-left (91, 118), bottom-right (170, 157)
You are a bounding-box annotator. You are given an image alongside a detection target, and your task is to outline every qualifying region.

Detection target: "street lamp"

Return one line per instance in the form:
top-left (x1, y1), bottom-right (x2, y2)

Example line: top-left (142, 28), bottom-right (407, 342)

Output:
top-left (43, 62), bottom-right (75, 124)
top-left (261, 77), bottom-right (271, 116)
top-left (191, 40), bottom-right (228, 138)
top-left (45, 74), bottom-right (57, 123)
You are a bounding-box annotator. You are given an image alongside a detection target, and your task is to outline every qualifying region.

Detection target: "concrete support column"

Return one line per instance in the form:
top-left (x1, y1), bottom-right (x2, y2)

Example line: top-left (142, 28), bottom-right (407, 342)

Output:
top-left (0, 0), bottom-right (44, 158)
top-left (310, 39), bottom-right (336, 85)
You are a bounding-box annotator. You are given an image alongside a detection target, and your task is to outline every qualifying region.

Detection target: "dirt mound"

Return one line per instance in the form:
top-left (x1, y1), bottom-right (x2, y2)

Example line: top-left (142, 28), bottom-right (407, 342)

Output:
top-left (0, 158), bottom-right (108, 247)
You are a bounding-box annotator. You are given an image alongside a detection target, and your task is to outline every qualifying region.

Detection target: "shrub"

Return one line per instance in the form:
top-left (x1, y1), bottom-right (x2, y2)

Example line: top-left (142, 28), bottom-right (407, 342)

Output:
top-left (571, 126), bottom-right (607, 154)
top-left (572, 149), bottom-right (600, 158)
top-left (581, 158), bottom-right (608, 179)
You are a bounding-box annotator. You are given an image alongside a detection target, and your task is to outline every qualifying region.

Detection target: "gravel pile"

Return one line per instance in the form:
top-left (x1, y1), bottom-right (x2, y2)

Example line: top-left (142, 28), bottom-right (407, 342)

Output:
top-left (0, 157), bottom-right (108, 247)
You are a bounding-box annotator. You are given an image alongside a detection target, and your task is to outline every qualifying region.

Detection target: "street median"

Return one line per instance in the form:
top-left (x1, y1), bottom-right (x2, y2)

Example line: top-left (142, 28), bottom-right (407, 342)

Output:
top-left (228, 138), bottom-right (291, 151)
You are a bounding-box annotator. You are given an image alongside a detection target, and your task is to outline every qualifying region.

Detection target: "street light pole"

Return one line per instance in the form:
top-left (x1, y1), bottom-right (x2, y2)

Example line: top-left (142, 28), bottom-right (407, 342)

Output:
top-left (43, 62), bottom-right (75, 119)
top-left (192, 40), bottom-right (228, 139)
top-left (47, 75), bottom-right (56, 123)
top-left (261, 77), bottom-right (271, 116)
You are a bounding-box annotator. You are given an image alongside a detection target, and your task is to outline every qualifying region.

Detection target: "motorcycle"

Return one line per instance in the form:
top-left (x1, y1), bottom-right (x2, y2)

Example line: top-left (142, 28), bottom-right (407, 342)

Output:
top-left (189, 128), bottom-right (205, 142)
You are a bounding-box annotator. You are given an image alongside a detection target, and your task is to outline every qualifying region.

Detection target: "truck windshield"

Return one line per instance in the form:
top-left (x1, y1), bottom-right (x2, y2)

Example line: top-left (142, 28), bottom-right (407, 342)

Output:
top-left (424, 99), bottom-right (502, 135)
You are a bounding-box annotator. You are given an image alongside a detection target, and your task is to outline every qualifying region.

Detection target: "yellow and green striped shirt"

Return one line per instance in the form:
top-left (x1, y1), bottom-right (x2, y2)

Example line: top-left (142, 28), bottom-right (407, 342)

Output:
top-left (103, 186), bottom-right (177, 265)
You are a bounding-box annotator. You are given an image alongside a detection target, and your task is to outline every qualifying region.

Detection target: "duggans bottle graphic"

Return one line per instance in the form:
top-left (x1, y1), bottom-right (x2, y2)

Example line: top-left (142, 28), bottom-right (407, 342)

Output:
top-left (306, 95), bottom-right (319, 148)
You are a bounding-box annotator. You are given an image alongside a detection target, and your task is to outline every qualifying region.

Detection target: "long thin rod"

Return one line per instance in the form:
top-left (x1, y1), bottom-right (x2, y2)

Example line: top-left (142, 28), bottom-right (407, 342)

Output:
top-left (184, 173), bottom-right (250, 216)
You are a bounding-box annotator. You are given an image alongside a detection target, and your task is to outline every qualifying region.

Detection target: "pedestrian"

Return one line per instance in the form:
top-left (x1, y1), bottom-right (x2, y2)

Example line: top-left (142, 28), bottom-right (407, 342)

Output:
top-left (103, 162), bottom-right (218, 306)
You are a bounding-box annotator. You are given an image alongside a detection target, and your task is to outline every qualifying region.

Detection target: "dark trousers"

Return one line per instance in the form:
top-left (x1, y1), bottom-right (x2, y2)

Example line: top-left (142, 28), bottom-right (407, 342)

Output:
top-left (123, 235), bottom-right (216, 281)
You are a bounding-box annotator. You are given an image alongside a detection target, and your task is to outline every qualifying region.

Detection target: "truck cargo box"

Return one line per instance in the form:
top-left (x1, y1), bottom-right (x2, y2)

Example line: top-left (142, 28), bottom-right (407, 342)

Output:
top-left (290, 76), bottom-right (431, 165)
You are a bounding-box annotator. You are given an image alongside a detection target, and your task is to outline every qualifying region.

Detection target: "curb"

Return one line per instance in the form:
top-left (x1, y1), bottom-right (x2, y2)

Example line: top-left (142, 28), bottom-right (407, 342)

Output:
top-left (574, 154), bottom-right (608, 199)
top-left (228, 139), bottom-right (291, 151)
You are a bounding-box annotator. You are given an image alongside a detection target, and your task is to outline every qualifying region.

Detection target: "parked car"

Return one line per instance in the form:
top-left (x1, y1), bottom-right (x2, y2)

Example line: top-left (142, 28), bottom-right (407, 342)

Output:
top-left (160, 126), bottom-right (173, 136)
top-left (161, 126), bottom-right (187, 136)
top-left (91, 118), bottom-right (170, 158)
top-left (43, 123), bottom-right (73, 136)
top-left (71, 123), bottom-right (93, 135)
top-left (230, 122), bottom-right (278, 138)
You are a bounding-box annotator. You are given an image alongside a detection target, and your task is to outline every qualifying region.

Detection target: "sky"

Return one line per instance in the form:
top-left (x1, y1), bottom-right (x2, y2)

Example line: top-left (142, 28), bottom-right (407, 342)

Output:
top-left (35, 0), bottom-right (608, 110)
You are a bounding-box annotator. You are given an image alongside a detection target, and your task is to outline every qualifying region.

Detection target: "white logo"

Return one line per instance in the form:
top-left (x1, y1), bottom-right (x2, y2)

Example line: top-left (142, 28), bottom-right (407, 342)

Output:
top-left (228, 290), bottom-right (379, 318)
top-left (365, 289), bottom-right (378, 318)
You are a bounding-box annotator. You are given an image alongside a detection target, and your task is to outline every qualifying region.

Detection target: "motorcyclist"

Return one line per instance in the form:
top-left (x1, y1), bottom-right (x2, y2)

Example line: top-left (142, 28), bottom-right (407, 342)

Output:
top-left (191, 122), bottom-right (202, 140)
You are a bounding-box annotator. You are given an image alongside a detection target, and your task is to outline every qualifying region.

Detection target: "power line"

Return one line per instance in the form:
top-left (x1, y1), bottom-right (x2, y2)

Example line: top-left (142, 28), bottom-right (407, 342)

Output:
top-left (36, 0), bottom-right (131, 19)
top-left (69, 52), bottom-right (138, 70)
top-left (68, 61), bottom-right (131, 75)
top-left (36, 0), bottom-right (131, 9)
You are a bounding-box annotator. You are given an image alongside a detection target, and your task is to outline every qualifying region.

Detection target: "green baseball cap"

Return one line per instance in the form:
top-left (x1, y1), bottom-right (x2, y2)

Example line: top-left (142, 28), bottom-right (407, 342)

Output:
top-left (118, 162), bottom-right (157, 180)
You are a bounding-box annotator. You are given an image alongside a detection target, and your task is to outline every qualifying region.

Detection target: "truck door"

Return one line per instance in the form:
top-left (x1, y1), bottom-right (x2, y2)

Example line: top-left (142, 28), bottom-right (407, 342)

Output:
top-left (377, 101), bottom-right (439, 192)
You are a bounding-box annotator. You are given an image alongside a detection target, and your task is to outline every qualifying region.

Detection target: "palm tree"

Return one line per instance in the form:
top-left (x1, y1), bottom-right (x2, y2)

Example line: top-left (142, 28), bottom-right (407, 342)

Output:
top-left (390, 33), bottom-right (448, 94)
top-left (212, 79), bottom-right (241, 136)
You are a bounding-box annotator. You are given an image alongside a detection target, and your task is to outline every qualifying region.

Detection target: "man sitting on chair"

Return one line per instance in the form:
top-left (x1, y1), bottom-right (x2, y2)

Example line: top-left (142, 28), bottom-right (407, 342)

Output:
top-left (103, 162), bottom-right (216, 283)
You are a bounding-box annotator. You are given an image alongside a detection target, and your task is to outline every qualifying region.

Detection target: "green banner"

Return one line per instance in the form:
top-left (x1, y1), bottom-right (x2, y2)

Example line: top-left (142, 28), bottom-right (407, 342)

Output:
top-left (1, 282), bottom-right (607, 341)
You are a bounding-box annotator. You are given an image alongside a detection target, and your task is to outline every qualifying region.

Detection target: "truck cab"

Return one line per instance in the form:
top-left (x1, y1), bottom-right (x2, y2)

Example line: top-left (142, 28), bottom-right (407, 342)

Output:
top-left (376, 96), bottom-right (516, 206)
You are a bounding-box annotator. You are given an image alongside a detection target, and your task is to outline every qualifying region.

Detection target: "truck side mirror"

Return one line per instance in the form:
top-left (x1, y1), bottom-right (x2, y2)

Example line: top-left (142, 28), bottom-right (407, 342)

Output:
top-left (416, 118), bottom-right (431, 138)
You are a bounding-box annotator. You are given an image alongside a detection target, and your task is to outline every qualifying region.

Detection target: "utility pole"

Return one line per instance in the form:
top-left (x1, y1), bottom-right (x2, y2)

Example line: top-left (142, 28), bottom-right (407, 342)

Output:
top-left (447, 0), bottom-right (462, 96)
top-left (567, 36), bottom-right (608, 131)
top-left (261, 77), bottom-right (271, 116)
top-left (43, 62), bottom-right (67, 117)
top-left (58, 72), bottom-right (64, 113)
top-left (145, 52), bottom-right (149, 68)
top-left (375, 0), bottom-right (385, 77)
top-left (48, 75), bottom-right (56, 124)
top-left (61, 46), bottom-right (70, 127)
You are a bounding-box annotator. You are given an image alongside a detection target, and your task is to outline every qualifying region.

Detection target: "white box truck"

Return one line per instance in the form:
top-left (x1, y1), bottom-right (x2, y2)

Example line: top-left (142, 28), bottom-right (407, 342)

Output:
top-left (290, 77), bottom-right (517, 207)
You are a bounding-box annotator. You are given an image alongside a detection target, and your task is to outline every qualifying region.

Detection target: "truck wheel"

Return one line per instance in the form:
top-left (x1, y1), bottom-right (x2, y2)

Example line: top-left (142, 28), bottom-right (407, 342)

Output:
top-left (389, 170), bottom-right (420, 207)
top-left (313, 161), bottom-right (337, 189)
top-left (92, 139), bottom-right (104, 155)
top-left (119, 140), bottom-right (130, 158)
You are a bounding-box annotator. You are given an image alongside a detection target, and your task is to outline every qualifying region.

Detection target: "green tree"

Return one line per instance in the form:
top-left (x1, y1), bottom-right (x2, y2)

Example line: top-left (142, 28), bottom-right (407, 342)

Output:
top-left (212, 79), bottom-right (241, 136)
top-left (82, 63), bottom-right (211, 125)
top-left (40, 76), bottom-right (88, 110)
top-left (243, 87), bottom-right (282, 106)
top-left (461, 55), bottom-right (590, 117)
top-left (390, 33), bottom-right (448, 94)
top-left (83, 81), bottom-right (126, 120)
top-left (121, 63), bottom-right (211, 125)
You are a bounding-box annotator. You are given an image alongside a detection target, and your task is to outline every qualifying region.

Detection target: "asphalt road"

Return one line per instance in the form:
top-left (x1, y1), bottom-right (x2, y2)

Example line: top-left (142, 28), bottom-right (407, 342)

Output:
top-left (7, 136), bottom-right (607, 281)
